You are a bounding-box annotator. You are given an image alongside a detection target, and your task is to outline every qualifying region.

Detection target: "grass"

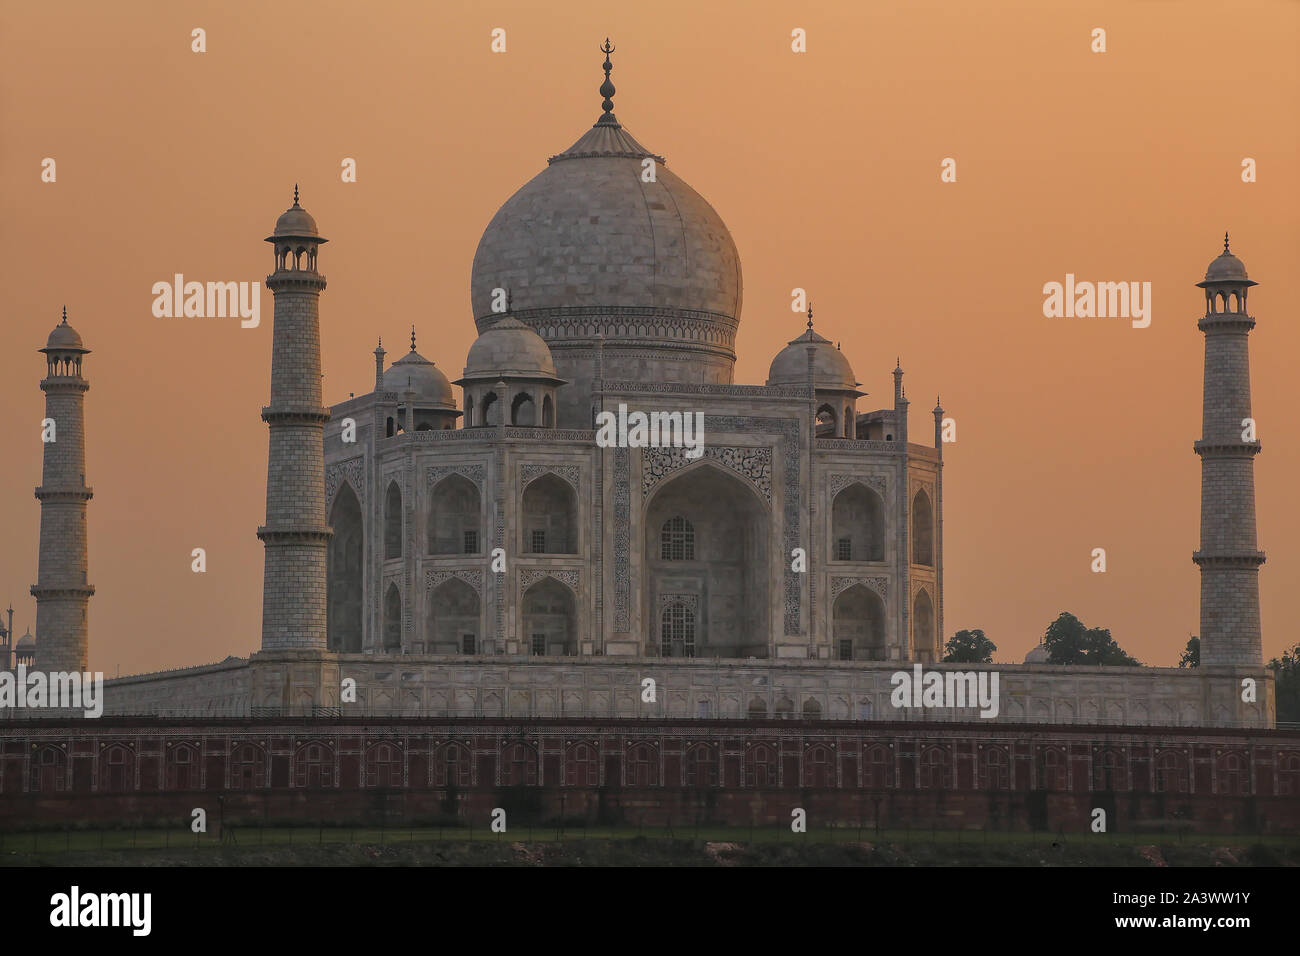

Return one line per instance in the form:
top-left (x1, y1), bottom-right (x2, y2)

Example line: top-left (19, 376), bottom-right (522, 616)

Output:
top-left (2, 824), bottom-right (1298, 865)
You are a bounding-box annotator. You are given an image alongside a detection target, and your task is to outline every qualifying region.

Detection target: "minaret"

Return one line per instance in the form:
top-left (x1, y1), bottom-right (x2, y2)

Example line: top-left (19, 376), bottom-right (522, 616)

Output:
top-left (258, 187), bottom-right (332, 651)
top-left (32, 308), bottom-right (94, 672)
top-left (1193, 234), bottom-right (1265, 667)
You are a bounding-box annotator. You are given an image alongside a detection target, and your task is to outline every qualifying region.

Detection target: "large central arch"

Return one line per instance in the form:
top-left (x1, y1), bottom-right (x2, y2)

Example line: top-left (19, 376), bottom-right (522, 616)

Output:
top-left (643, 462), bottom-right (770, 658)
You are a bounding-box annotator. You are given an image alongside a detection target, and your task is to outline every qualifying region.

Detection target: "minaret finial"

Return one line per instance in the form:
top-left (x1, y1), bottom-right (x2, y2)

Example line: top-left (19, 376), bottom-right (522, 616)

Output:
top-left (806, 301), bottom-right (813, 331)
top-left (410, 325), bottom-right (417, 352)
top-left (506, 288), bottom-right (513, 313)
top-left (61, 305), bottom-right (67, 324)
top-left (1224, 230), bottom-right (1230, 253)
top-left (599, 38), bottom-right (617, 117)
top-left (293, 183), bottom-right (300, 206)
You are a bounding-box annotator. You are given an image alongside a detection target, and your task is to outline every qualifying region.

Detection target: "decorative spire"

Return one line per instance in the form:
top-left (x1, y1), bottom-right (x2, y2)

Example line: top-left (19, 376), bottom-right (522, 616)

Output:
top-left (293, 183), bottom-right (300, 206)
top-left (599, 38), bottom-right (616, 116)
top-left (1224, 231), bottom-right (1230, 254)
top-left (806, 301), bottom-right (814, 331)
top-left (61, 305), bottom-right (67, 324)
top-left (410, 325), bottom-right (417, 352)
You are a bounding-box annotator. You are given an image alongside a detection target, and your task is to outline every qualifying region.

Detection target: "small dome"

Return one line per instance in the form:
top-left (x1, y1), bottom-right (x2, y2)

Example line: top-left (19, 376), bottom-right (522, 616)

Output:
top-left (1205, 250), bottom-right (1248, 282)
top-left (461, 317), bottom-right (560, 380)
top-left (383, 350), bottom-right (455, 407)
top-left (44, 315), bottom-right (85, 351)
top-left (273, 204), bottom-right (318, 239)
top-left (767, 328), bottom-right (858, 390)
top-left (15, 628), bottom-right (34, 648)
top-left (269, 188), bottom-right (320, 240)
top-left (1024, 643), bottom-right (1050, 664)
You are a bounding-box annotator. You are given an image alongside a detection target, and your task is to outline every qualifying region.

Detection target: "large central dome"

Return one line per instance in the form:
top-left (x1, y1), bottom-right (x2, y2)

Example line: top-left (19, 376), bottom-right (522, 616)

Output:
top-left (469, 49), bottom-right (743, 427)
top-left (470, 122), bottom-right (742, 321)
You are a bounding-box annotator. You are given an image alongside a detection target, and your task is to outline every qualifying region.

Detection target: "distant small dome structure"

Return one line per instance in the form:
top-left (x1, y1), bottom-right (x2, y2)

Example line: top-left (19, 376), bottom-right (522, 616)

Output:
top-left (14, 628), bottom-right (35, 666)
top-left (457, 309), bottom-right (564, 428)
top-left (1024, 643), bottom-right (1050, 664)
top-left (767, 307), bottom-right (863, 439)
top-left (767, 327), bottom-right (859, 391)
top-left (462, 317), bottom-right (560, 380)
top-left (384, 350), bottom-right (455, 408)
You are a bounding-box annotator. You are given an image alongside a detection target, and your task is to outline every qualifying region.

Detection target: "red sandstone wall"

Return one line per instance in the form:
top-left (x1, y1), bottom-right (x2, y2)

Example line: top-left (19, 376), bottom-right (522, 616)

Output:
top-left (2, 718), bottom-right (1297, 833)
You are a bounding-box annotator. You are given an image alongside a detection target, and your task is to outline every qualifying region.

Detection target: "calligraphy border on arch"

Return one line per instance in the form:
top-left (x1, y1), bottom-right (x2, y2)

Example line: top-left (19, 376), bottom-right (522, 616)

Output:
top-left (326, 456), bottom-right (366, 508)
top-left (830, 576), bottom-right (889, 602)
top-left (425, 568), bottom-right (484, 595)
top-left (519, 463), bottom-right (581, 491)
top-left (427, 464), bottom-right (486, 491)
top-left (519, 568), bottom-right (580, 595)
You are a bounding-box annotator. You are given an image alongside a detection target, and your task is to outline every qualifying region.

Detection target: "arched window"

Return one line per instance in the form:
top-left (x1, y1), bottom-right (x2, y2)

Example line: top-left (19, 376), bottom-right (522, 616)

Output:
top-left (864, 744), bottom-right (891, 788)
top-left (328, 483), bottom-right (364, 653)
top-left (747, 696), bottom-right (768, 719)
top-left (522, 577), bottom-right (577, 656)
top-left (627, 743), bottom-right (659, 787)
top-left (521, 473), bottom-right (577, 554)
top-left (920, 746), bottom-right (949, 788)
top-left (815, 404), bottom-right (837, 435)
top-left (802, 745), bottom-right (834, 787)
top-left (501, 743), bottom-right (539, 786)
top-left (542, 395), bottom-right (555, 428)
top-left (384, 481), bottom-right (402, 560)
top-left (660, 516), bottom-right (695, 560)
top-left (433, 743), bottom-right (471, 787)
top-left (428, 474), bottom-right (481, 555)
top-left (745, 744), bottom-right (778, 788)
top-left (565, 744), bottom-right (599, 787)
top-left (684, 745), bottom-right (718, 787)
top-left (802, 698), bottom-right (822, 719)
top-left (660, 602), bottom-right (696, 658)
top-left (100, 745), bottom-right (134, 792)
top-left (912, 489), bottom-right (934, 566)
top-left (166, 744), bottom-right (198, 790)
top-left (426, 578), bottom-right (479, 656)
top-left (831, 482), bottom-right (885, 562)
top-left (229, 743), bottom-right (265, 790)
top-left (365, 743), bottom-right (404, 788)
top-left (295, 742), bottom-right (333, 789)
top-left (1041, 748), bottom-right (1067, 790)
top-left (481, 391), bottom-right (500, 426)
top-left (383, 582), bottom-right (402, 651)
top-left (912, 589), bottom-right (935, 661)
top-left (984, 747), bottom-right (1009, 789)
top-left (511, 392), bottom-right (536, 426)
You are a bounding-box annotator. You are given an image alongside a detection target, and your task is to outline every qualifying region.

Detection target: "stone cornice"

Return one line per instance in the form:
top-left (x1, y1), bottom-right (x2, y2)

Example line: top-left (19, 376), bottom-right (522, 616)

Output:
top-left (1192, 551), bottom-right (1266, 568)
top-left (1194, 440), bottom-right (1261, 457)
top-left (262, 405), bottom-right (331, 425)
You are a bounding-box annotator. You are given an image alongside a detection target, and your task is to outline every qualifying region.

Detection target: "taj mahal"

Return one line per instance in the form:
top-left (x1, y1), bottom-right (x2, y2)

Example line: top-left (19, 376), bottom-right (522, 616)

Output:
top-left (12, 45), bottom-right (1275, 729)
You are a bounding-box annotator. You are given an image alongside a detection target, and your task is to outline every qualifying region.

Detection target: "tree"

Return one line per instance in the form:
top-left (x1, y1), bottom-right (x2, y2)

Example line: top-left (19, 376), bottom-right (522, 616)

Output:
top-left (943, 628), bottom-right (996, 664)
top-left (1267, 642), bottom-right (1300, 723)
top-left (1178, 636), bottom-right (1200, 668)
top-left (1042, 612), bottom-right (1140, 666)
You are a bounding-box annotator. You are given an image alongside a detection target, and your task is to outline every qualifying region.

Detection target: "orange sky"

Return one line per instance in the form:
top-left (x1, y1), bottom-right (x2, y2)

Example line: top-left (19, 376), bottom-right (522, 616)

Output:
top-left (1, 0), bottom-right (1296, 675)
